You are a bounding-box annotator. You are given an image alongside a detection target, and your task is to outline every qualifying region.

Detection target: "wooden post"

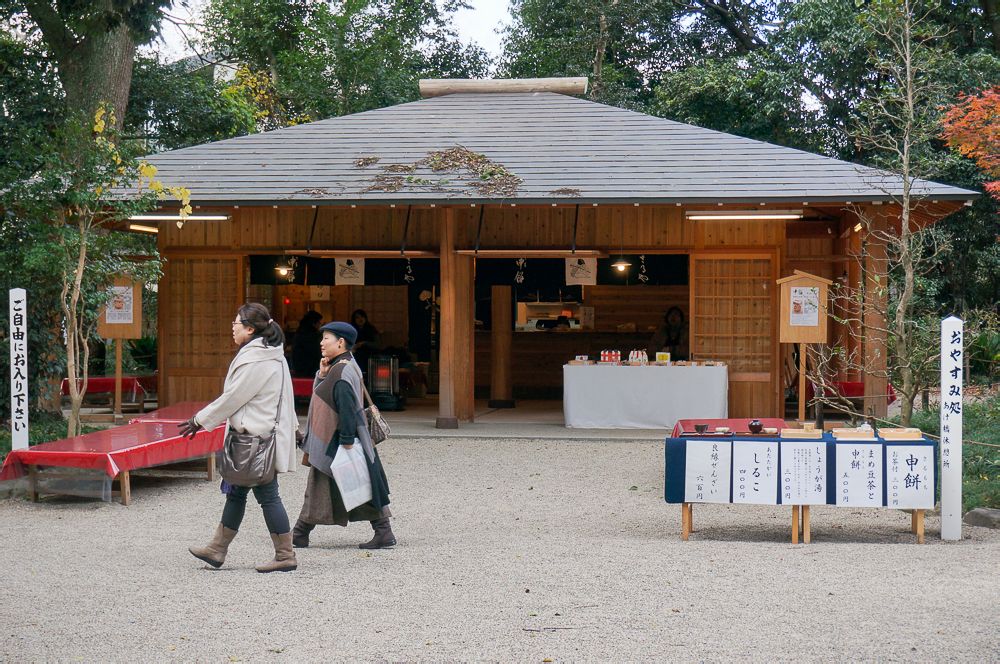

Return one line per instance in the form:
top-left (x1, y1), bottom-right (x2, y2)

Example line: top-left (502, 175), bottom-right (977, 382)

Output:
top-left (437, 208), bottom-right (475, 428)
top-left (206, 452), bottom-right (216, 481)
top-left (798, 345), bottom-right (807, 423)
top-left (118, 470), bottom-right (131, 506)
top-left (911, 509), bottom-right (925, 544)
top-left (681, 503), bottom-right (691, 541)
top-left (863, 207), bottom-right (889, 420)
top-left (489, 285), bottom-right (515, 408)
top-left (114, 338), bottom-right (124, 424)
top-left (792, 505), bottom-right (800, 544)
top-left (802, 505), bottom-right (811, 544)
top-left (27, 465), bottom-right (38, 502)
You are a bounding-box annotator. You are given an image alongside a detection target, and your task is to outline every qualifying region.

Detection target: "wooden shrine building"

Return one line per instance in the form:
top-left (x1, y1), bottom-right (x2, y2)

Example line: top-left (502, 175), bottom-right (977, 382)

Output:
top-left (137, 78), bottom-right (976, 427)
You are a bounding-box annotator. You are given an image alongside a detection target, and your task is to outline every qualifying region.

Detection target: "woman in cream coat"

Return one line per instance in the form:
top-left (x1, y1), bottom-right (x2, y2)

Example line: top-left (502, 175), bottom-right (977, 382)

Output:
top-left (180, 303), bottom-right (299, 573)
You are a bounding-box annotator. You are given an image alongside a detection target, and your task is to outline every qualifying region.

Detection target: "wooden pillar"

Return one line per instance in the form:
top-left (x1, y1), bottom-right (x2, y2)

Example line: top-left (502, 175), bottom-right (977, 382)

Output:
top-left (437, 208), bottom-right (475, 428)
top-left (863, 207), bottom-right (889, 420)
top-left (488, 285), bottom-right (515, 408)
top-left (113, 339), bottom-right (124, 424)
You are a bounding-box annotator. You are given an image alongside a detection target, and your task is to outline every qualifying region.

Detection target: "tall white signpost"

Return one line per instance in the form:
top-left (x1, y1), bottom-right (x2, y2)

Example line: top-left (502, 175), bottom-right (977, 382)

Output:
top-left (940, 316), bottom-right (964, 541)
top-left (9, 288), bottom-right (29, 450)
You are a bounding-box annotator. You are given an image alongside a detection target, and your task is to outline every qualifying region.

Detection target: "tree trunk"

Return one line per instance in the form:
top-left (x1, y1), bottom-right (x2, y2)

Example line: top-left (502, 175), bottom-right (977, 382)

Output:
top-left (981, 0), bottom-right (1000, 53)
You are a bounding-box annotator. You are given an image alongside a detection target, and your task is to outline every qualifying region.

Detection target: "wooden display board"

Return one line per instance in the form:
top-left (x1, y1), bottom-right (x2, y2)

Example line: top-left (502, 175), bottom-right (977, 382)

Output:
top-left (97, 279), bottom-right (143, 340)
top-left (96, 279), bottom-right (143, 423)
top-left (777, 270), bottom-right (832, 421)
top-left (777, 270), bottom-right (831, 344)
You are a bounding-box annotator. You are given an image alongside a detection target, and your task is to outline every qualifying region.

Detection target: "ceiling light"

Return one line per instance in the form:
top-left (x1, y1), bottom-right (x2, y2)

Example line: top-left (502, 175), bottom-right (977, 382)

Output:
top-left (685, 210), bottom-right (803, 221)
top-left (127, 224), bottom-right (158, 234)
top-left (128, 214), bottom-right (230, 221)
top-left (612, 258), bottom-right (631, 272)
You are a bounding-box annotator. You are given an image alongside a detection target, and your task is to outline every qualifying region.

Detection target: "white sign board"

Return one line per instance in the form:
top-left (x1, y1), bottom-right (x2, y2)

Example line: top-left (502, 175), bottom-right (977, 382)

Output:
top-left (732, 440), bottom-right (778, 504)
top-left (9, 288), bottom-right (29, 450)
top-left (684, 440), bottom-right (732, 503)
top-left (780, 441), bottom-right (826, 505)
top-left (104, 285), bottom-right (134, 324)
top-left (940, 315), bottom-right (963, 540)
top-left (835, 443), bottom-right (883, 507)
top-left (565, 257), bottom-right (597, 285)
top-left (789, 286), bottom-right (820, 326)
top-left (335, 258), bottom-right (365, 286)
top-left (886, 445), bottom-right (935, 509)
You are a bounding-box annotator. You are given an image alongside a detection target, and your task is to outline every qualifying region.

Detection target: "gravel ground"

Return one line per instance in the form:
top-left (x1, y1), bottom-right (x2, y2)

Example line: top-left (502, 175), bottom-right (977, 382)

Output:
top-left (2, 437), bottom-right (998, 662)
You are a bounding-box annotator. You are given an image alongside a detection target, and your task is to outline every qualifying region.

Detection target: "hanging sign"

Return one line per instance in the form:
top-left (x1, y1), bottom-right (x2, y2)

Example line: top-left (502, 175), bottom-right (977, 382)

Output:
top-left (780, 441), bottom-right (827, 505)
top-left (732, 440), bottom-right (778, 505)
top-left (9, 288), bottom-right (29, 451)
top-left (335, 258), bottom-right (365, 286)
top-left (684, 440), bottom-right (732, 503)
top-left (565, 257), bottom-right (597, 285)
top-left (940, 316), bottom-right (964, 540)
top-left (835, 443), bottom-right (883, 507)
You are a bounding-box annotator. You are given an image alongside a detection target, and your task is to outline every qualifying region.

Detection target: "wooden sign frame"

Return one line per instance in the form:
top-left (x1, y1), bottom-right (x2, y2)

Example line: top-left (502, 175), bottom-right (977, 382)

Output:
top-left (777, 270), bottom-right (831, 344)
top-left (97, 280), bottom-right (143, 340)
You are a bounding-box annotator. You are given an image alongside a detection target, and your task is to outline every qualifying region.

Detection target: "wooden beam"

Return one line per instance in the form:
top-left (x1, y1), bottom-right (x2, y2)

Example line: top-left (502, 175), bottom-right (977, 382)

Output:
top-left (455, 249), bottom-right (605, 258)
top-left (419, 77), bottom-right (588, 98)
top-left (489, 285), bottom-right (514, 408)
top-left (437, 208), bottom-right (475, 427)
top-left (863, 206), bottom-right (890, 420)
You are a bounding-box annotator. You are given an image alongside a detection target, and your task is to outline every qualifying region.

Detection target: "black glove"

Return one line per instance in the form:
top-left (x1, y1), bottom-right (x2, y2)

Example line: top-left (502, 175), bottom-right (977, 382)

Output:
top-left (295, 429), bottom-right (305, 448)
top-left (177, 417), bottom-right (202, 439)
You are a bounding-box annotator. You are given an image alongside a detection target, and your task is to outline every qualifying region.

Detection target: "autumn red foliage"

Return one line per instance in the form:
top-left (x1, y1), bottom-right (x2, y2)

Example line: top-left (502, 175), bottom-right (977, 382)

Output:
top-left (942, 87), bottom-right (1000, 199)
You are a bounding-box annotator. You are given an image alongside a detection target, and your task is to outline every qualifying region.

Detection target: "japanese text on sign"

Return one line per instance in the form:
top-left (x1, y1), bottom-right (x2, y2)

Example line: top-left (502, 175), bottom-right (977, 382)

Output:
top-left (684, 440), bottom-right (732, 503)
top-left (835, 443), bottom-right (883, 507)
top-left (9, 288), bottom-right (29, 450)
top-left (732, 441), bottom-right (778, 505)
top-left (780, 441), bottom-right (826, 504)
top-left (887, 445), bottom-right (935, 509)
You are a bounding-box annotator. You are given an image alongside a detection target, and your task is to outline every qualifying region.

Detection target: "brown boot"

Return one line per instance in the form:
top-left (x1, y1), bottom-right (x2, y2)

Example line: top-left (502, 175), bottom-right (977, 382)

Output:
top-left (189, 523), bottom-right (238, 568)
top-left (359, 518), bottom-right (396, 549)
top-left (256, 533), bottom-right (298, 573)
top-left (292, 519), bottom-right (314, 548)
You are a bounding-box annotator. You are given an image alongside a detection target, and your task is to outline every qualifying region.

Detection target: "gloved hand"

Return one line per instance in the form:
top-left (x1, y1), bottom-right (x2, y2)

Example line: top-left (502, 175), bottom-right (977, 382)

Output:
top-left (177, 417), bottom-right (202, 439)
top-left (295, 429), bottom-right (305, 448)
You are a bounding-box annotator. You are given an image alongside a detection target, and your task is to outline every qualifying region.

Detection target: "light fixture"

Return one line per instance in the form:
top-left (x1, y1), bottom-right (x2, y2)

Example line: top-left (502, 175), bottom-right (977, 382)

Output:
top-left (685, 209), bottom-right (803, 221)
top-left (612, 257), bottom-right (632, 272)
top-left (129, 214), bottom-right (230, 221)
top-left (127, 223), bottom-right (158, 234)
top-left (275, 256), bottom-right (297, 280)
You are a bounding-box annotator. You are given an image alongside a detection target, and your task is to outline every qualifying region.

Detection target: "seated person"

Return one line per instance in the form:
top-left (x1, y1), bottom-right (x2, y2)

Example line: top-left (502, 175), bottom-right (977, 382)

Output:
top-left (351, 308), bottom-right (381, 373)
top-left (648, 307), bottom-right (689, 361)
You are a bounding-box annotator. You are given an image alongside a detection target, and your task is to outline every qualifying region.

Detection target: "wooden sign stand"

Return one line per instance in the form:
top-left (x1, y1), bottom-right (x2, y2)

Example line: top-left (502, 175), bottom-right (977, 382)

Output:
top-left (96, 280), bottom-right (143, 423)
top-left (776, 271), bottom-right (832, 422)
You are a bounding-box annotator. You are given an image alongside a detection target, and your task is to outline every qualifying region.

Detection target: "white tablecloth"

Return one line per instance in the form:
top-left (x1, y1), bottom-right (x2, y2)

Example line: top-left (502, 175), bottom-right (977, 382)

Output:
top-left (563, 365), bottom-right (728, 429)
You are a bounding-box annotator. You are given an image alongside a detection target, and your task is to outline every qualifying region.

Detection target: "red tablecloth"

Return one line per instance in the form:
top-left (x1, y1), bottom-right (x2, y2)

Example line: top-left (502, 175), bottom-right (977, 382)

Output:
top-left (292, 377), bottom-right (314, 398)
top-left (130, 401), bottom-right (209, 424)
top-left (672, 418), bottom-right (787, 437)
top-left (1, 417), bottom-right (223, 480)
top-left (804, 380), bottom-right (897, 405)
top-left (61, 375), bottom-right (157, 396)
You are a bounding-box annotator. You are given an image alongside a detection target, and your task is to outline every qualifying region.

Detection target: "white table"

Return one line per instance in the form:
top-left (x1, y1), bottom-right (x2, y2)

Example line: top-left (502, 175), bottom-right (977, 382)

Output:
top-left (563, 364), bottom-right (728, 429)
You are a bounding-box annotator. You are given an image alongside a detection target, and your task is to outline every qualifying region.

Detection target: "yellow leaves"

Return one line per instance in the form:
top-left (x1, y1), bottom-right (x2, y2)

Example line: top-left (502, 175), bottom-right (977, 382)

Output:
top-left (139, 162), bottom-right (158, 180)
top-left (94, 186), bottom-right (104, 197)
top-left (93, 106), bottom-right (106, 134)
top-left (149, 180), bottom-right (164, 194)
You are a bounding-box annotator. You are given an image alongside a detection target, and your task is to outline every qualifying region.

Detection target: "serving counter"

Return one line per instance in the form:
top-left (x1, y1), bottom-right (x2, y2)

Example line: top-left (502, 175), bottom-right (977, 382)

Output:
top-left (563, 364), bottom-right (728, 429)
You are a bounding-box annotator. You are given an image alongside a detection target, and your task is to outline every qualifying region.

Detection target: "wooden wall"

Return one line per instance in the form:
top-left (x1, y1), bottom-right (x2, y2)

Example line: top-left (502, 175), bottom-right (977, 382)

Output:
top-left (157, 203), bottom-right (868, 418)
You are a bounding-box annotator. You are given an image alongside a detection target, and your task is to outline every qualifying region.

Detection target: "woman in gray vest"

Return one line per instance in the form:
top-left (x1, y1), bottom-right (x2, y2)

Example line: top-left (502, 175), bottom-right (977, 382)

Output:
top-left (292, 321), bottom-right (395, 549)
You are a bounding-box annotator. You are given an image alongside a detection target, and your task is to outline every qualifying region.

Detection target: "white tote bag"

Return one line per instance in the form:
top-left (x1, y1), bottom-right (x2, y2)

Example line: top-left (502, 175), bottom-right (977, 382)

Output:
top-left (330, 440), bottom-right (373, 511)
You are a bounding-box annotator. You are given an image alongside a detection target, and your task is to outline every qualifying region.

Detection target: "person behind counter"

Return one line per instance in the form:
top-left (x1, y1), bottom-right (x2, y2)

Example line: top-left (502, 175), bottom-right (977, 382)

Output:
top-left (291, 310), bottom-right (323, 377)
top-left (351, 308), bottom-right (380, 372)
top-left (648, 306), bottom-right (689, 361)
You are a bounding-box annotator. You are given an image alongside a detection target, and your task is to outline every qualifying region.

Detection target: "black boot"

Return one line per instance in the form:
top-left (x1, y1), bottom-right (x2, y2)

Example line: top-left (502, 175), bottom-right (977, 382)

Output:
top-left (359, 518), bottom-right (396, 549)
top-left (292, 519), bottom-right (315, 548)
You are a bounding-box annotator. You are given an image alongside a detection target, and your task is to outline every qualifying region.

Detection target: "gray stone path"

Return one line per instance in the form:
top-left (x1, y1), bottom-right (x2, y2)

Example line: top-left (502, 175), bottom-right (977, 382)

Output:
top-left (2, 437), bottom-right (997, 661)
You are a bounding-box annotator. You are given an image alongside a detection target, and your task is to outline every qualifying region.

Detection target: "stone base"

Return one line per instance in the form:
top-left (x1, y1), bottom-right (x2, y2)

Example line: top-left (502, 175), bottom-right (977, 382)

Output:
top-left (435, 417), bottom-right (459, 429)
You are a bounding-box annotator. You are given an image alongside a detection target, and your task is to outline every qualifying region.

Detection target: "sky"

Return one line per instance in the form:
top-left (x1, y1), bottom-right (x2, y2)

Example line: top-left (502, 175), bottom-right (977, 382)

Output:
top-left (156, 0), bottom-right (512, 63)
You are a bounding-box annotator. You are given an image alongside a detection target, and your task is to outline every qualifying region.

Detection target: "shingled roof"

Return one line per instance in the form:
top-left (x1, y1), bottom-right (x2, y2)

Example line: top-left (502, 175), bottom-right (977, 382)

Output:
top-left (141, 91), bottom-right (977, 206)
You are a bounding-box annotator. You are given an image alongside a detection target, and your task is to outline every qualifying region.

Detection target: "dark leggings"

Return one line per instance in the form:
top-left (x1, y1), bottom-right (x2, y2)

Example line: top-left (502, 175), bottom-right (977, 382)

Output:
top-left (221, 477), bottom-right (291, 535)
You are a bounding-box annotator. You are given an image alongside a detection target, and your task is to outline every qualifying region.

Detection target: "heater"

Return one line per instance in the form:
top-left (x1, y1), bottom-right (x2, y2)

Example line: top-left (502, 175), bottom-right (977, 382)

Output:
top-left (368, 356), bottom-right (404, 411)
